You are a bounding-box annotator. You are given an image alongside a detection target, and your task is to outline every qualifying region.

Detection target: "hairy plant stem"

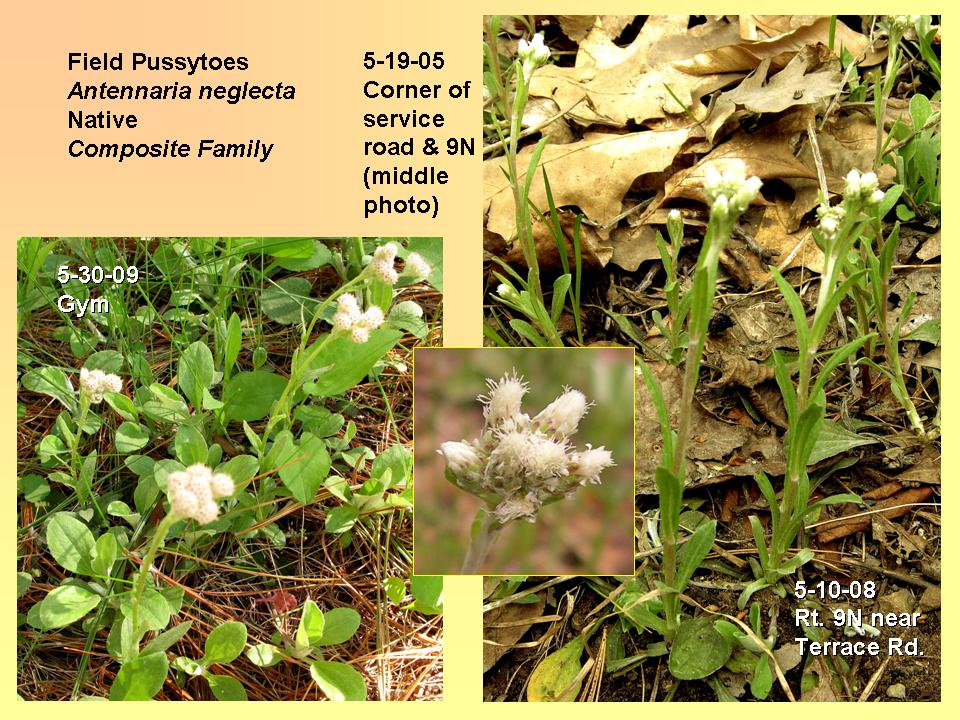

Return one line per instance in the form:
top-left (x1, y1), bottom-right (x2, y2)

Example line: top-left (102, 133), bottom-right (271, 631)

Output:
top-left (460, 509), bottom-right (503, 574)
top-left (128, 511), bottom-right (179, 658)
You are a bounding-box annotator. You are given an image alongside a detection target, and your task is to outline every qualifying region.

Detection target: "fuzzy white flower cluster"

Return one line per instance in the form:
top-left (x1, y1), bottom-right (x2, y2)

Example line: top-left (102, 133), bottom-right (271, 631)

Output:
top-left (331, 293), bottom-right (385, 344)
top-left (703, 161), bottom-right (763, 220)
top-left (79, 367), bottom-right (123, 404)
top-left (816, 203), bottom-right (846, 242)
top-left (168, 464), bottom-right (235, 525)
top-left (439, 370), bottom-right (615, 525)
top-left (843, 168), bottom-right (884, 207)
top-left (371, 243), bottom-right (400, 285)
top-left (369, 243), bottom-right (432, 285)
top-left (518, 32), bottom-right (551, 79)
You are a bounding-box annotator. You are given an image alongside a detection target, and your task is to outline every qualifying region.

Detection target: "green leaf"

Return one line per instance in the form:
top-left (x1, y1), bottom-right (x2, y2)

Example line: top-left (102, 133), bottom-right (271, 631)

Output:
top-left (278, 433), bottom-right (331, 505)
top-left (142, 621), bottom-right (193, 656)
top-left (174, 424), bottom-right (208, 466)
top-left (303, 330), bottom-right (402, 398)
top-left (85, 349), bottom-right (124, 373)
top-left (17, 572), bottom-right (32, 598)
top-left (261, 277), bottom-right (317, 325)
top-left (325, 505), bottom-right (358, 534)
top-left (223, 312), bottom-right (242, 373)
top-left (207, 674), bottom-right (248, 701)
top-left (527, 636), bottom-right (584, 701)
top-left (115, 421), bottom-right (150, 453)
top-left (36, 585), bottom-right (102, 629)
top-left (104, 391), bottom-right (138, 422)
top-left (21, 366), bottom-right (76, 412)
top-left (296, 599), bottom-right (325, 647)
top-left (309, 660), bottom-right (367, 701)
top-left (203, 621), bottom-right (247, 665)
top-left (246, 643), bottom-right (284, 668)
top-left (675, 520), bottom-right (716, 593)
top-left (38, 434), bottom-right (69, 464)
top-left (383, 577), bottom-right (405, 604)
top-left (179, 341), bottom-right (215, 409)
top-left (216, 455), bottom-right (260, 490)
top-left (294, 405), bottom-right (344, 436)
top-left (751, 656), bottom-right (774, 699)
top-left (904, 318), bottom-right (940, 344)
top-left (668, 616), bottom-right (733, 680)
top-left (119, 588), bottom-right (171, 633)
top-left (317, 608), bottom-right (361, 646)
top-left (90, 533), bottom-right (118, 578)
top-left (403, 575), bottom-right (443, 614)
top-left (809, 418), bottom-right (877, 465)
top-left (46, 512), bottom-right (96, 575)
top-left (273, 240), bottom-right (333, 271)
top-left (109, 652), bottom-right (169, 700)
top-left (223, 371), bottom-right (287, 422)
top-left (371, 444), bottom-right (411, 489)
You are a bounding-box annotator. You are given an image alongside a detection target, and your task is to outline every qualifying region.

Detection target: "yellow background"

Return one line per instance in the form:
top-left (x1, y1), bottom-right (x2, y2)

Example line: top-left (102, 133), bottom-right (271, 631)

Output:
top-left (3, 0), bottom-right (950, 711)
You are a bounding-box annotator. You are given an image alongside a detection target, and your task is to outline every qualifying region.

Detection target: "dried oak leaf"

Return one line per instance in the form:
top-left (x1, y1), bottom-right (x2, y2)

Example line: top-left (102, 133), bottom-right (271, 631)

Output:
top-left (720, 47), bottom-right (843, 115)
top-left (483, 128), bottom-right (690, 249)
top-left (675, 16), bottom-right (874, 75)
top-left (661, 131), bottom-right (815, 209)
top-left (556, 15), bottom-right (635, 44)
top-left (529, 16), bottom-right (742, 128)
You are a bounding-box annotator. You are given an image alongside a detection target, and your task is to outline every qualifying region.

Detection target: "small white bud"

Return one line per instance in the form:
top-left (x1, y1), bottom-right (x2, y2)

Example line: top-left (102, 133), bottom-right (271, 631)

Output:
top-left (870, 188), bottom-right (885, 205)
top-left (571, 445), bottom-right (615, 485)
top-left (438, 441), bottom-right (481, 475)
top-left (534, 388), bottom-right (590, 438)
top-left (480, 370), bottom-right (529, 427)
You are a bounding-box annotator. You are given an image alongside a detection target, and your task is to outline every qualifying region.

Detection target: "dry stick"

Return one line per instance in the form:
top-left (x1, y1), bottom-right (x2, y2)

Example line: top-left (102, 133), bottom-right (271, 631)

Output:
top-left (482, 97), bottom-right (586, 156)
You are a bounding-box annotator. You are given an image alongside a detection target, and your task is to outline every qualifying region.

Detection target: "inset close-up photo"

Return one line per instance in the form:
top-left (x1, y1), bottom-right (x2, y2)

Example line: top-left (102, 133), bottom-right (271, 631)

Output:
top-left (482, 15), bottom-right (940, 702)
top-left (414, 347), bottom-right (634, 576)
top-left (17, 237), bottom-right (443, 701)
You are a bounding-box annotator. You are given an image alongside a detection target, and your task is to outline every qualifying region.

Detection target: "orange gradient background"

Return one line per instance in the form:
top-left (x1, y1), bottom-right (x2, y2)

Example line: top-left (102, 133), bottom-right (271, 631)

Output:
top-left (3, 0), bottom-right (954, 714)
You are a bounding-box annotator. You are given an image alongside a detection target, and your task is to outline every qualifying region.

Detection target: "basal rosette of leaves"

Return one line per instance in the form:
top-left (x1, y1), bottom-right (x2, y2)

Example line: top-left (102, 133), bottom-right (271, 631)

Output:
top-left (16, 237), bottom-right (443, 701)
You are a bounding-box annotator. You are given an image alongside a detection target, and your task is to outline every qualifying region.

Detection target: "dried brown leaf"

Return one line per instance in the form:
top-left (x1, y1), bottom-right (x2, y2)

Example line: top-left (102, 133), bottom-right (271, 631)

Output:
top-left (721, 47), bottom-right (843, 114)
top-left (483, 129), bottom-right (690, 245)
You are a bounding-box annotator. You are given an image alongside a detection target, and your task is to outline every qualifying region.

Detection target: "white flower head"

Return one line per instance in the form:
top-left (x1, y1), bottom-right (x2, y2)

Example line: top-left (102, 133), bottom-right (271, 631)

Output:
top-left (403, 252), bottom-right (432, 280)
top-left (843, 167), bottom-right (884, 206)
top-left (492, 493), bottom-right (540, 524)
top-left (210, 473), bottom-right (235, 499)
top-left (518, 32), bottom-right (551, 79)
top-left (373, 243), bottom-right (398, 263)
top-left (438, 441), bottom-right (481, 475)
top-left (350, 325), bottom-right (370, 344)
top-left (360, 305), bottom-right (385, 330)
top-left (167, 464), bottom-right (233, 524)
top-left (702, 160), bottom-right (760, 218)
top-left (79, 367), bottom-right (123, 404)
top-left (525, 435), bottom-right (570, 478)
top-left (480, 369), bottom-right (529, 427)
top-left (332, 311), bottom-right (354, 331)
top-left (337, 294), bottom-right (361, 322)
top-left (534, 388), bottom-right (590, 438)
top-left (571, 445), bottom-right (615, 485)
top-left (372, 258), bottom-right (399, 285)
